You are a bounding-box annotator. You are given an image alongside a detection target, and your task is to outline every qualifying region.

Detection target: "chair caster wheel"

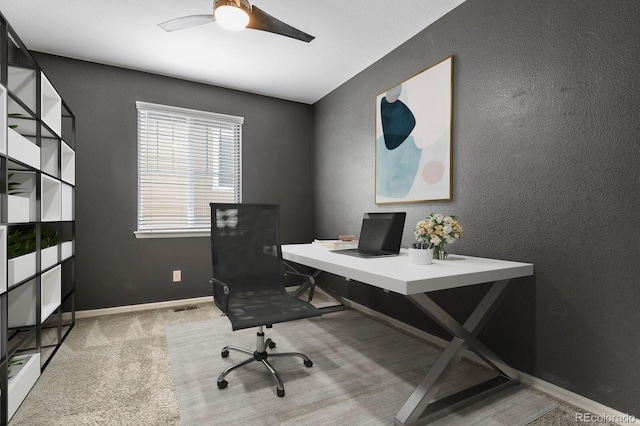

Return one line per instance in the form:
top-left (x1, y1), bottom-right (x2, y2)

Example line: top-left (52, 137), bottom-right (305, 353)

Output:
top-left (268, 341), bottom-right (276, 349)
top-left (277, 388), bottom-right (285, 397)
top-left (217, 380), bottom-right (228, 389)
top-left (304, 360), bottom-right (313, 367)
top-left (221, 350), bottom-right (229, 358)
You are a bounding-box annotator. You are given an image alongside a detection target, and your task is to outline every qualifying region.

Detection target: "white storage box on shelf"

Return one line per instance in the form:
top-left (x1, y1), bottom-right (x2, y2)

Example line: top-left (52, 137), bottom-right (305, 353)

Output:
top-left (1, 226), bottom-right (6, 293)
top-left (41, 245), bottom-right (58, 270)
top-left (61, 241), bottom-right (73, 260)
top-left (41, 175), bottom-right (62, 222)
top-left (41, 73), bottom-right (62, 137)
top-left (7, 195), bottom-right (30, 223)
top-left (8, 252), bottom-right (36, 288)
top-left (6, 352), bottom-right (41, 421)
top-left (7, 128), bottom-right (40, 170)
top-left (41, 265), bottom-right (62, 321)
top-left (61, 141), bottom-right (75, 185)
top-left (1, 84), bottom-right (6, 155)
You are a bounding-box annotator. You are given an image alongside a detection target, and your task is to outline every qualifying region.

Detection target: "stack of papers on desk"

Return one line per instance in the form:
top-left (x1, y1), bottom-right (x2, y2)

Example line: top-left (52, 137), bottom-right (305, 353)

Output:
top-left (312, 239), bottom-right (359, 250)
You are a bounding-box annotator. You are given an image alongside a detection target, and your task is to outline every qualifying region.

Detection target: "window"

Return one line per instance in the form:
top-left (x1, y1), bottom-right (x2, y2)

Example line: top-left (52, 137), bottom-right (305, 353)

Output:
top-left (135, 102), bottom-right (242, 238)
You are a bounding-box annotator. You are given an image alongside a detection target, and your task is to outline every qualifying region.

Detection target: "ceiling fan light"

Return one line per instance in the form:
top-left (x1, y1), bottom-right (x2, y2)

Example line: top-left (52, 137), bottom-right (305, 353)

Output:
top-left (215, 4), bottom-right (250, 31)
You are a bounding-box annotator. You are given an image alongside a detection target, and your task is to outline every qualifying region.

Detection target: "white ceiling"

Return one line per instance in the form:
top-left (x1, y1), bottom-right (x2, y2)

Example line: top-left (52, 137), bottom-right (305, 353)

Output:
top-left (0, 0), bottom-right (465, 104)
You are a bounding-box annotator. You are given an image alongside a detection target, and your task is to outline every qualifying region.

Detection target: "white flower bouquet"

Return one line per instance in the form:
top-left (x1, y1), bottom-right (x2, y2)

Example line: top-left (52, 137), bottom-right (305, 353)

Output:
top-left (414, 213), bottom-right (463, 259)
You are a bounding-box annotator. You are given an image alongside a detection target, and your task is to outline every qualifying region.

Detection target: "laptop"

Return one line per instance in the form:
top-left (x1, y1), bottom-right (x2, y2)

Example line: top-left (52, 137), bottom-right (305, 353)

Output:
top-left (333, 212), bottom-right (406, 258)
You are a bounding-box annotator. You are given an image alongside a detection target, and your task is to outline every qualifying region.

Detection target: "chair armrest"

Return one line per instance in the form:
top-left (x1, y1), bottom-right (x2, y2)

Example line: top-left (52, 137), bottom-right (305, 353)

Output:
top-left (210, 277), bottom-right (230, 313)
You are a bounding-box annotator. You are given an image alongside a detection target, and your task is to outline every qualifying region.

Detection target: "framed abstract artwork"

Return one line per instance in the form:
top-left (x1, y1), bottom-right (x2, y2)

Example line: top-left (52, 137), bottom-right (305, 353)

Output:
top-left (375, 55), bottom-right (453, 204)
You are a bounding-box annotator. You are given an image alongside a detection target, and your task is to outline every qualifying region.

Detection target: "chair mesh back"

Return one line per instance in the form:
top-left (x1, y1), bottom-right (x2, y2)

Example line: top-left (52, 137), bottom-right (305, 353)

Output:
top-left (211, 203), bottom-right (283, 304)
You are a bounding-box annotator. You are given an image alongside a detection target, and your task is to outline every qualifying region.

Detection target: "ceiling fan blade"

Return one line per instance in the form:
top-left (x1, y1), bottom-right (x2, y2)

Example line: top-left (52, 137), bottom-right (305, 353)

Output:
top-left (247, 6), bottom-right (315, 43)
top-left (158, 15), bottom-right (216, 32)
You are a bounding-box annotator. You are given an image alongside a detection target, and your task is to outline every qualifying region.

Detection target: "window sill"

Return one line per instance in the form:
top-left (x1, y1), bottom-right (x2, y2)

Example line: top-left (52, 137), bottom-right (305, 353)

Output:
top-left (134, 229), bottom-right (211, 239)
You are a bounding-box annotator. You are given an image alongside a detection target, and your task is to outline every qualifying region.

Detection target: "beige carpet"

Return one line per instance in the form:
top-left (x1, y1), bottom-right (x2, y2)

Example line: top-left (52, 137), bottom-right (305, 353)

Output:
top-left (166, 309), bottom-right (556, 425)
top-left (8, 304), bottom-right (220, 426)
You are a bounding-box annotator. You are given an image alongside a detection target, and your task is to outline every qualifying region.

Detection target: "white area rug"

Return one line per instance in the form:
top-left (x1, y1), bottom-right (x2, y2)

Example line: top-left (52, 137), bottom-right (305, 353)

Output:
top-left (166, 310), bottom-right (555, 425)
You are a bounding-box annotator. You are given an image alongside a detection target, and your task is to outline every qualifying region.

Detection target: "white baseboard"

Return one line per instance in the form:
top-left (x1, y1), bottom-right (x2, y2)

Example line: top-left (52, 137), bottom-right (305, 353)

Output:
top-left (518, 371), bottom-right (638, 425)
top-left (346, 299), bottom-right (638, 426)
top-left (63, 296), bottom-right (213, 320)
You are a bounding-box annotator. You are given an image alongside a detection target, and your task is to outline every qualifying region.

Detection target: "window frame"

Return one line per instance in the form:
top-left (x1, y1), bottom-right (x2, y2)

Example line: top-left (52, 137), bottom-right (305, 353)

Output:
top-left (134, 101), bottom-right (243, 239)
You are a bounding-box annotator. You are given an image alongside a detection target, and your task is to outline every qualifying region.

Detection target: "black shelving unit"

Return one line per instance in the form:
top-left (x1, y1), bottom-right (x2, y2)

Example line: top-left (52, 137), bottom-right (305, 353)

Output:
top-left (0, 11), bottom-right (76, 424)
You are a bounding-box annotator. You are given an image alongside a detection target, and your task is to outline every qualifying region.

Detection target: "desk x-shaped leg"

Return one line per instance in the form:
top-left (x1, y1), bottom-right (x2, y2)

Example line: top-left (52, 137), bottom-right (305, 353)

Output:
top-left (284, 261), bottom-right (320, 301)
top-left (284, 262), bottom-right (349, 312)
top-left (395, 279), bottom-right (520, 425)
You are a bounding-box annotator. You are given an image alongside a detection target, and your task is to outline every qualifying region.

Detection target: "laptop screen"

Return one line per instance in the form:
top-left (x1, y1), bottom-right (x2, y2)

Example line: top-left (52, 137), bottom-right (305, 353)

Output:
top-left (358, 212), bottom-right (406, 253)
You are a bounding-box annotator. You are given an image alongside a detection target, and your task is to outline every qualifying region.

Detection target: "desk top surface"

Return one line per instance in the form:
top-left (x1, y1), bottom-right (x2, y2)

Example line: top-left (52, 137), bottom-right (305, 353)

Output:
top-left (281, 243), bottom-right (534, 295)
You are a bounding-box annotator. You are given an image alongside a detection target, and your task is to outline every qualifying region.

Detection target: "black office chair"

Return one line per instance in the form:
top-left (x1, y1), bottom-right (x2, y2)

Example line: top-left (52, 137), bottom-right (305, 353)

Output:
top-left (210, 203), bottom-right (322, 397)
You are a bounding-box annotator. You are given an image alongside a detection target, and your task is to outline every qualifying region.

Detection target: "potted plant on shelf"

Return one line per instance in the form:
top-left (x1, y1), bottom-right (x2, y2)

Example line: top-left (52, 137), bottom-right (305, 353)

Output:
top-left (7, 173), bottom-right (31, 223)
top-left (415, 213), bottom-right (463, 260)
top-left (7, 357), bottom-right (24, 379)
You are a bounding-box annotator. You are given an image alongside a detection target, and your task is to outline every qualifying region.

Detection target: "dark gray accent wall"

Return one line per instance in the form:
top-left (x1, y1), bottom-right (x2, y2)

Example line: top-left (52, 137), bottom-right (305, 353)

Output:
top-left (313, 0), bottom-right (639, 416)
top-left (33, 53), bottom-right (314, 311)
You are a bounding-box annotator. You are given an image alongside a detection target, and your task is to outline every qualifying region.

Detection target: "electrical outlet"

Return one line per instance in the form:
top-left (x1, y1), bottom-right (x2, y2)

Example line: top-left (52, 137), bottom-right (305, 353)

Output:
top-left (173, 270), bottom-right (182, 282)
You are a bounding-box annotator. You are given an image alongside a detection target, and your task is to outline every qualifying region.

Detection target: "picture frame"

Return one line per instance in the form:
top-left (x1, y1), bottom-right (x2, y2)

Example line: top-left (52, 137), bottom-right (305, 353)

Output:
top-left (375, 55), bottom-right (454, 204)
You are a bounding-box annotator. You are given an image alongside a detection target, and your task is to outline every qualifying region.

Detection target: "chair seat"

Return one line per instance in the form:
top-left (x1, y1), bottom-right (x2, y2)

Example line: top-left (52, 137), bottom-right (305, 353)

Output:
top-left (226, 289), bottom-right (321, 331)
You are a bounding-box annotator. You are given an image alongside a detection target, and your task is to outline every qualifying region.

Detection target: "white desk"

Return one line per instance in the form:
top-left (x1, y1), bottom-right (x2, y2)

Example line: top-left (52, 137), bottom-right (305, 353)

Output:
top-left (282, 244), bottom-right (534, 425)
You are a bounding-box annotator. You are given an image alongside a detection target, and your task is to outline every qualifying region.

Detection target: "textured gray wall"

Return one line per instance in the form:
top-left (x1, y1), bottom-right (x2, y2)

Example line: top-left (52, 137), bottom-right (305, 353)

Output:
top-left (34, 54), bottom-right (314, 311)
top-left (313, 0), bottom-right (640, 416)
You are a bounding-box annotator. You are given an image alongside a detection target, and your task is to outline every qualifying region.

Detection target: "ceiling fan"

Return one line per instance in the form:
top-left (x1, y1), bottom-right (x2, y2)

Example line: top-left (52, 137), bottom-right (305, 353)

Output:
top-left (158, 0), bottom-right (315, 43)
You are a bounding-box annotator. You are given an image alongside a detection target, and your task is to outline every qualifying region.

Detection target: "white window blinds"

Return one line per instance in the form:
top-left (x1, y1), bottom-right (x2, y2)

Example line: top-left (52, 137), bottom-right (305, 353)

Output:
top-left (135, 102), bottom-right (242, 237)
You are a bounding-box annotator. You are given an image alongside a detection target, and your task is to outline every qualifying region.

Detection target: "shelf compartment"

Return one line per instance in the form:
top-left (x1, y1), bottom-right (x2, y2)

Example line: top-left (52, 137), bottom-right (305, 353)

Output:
top-left (8, 252), bottom-right (36, 287)
top-left (6, 352), bottom-right (41, 421)
top-left (7, 170), bottom-right (36, 223)
top-left (8, 279), bottom-right (37, 327)
top-left (41, 175), bottom-right (62, 222)
top-left (7, 266), bottom-right (60, 327)
top-left (41, 265), bottom-right (62, 321)
top-left (7, 66), bottom-right (36, 114)
top-left (7, 127), bottom-right (40, 170)
top-left (40, 137), bottom-right (59, 178)
top-left (41, 73), bottom-right (62, 137)
top-left (7, 94), bottom-right (37, 140)
top-left (61, 141), bottom-right (75, 185)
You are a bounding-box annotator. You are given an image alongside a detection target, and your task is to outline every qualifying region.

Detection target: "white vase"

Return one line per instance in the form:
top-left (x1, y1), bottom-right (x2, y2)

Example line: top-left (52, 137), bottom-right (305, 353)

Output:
top-left (408, 248), bottom-right (433, 265)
